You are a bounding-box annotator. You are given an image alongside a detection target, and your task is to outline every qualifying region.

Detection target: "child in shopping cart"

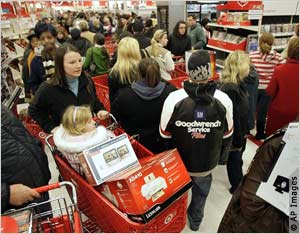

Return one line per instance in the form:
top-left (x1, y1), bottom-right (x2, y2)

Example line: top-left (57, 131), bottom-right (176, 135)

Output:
top-left (53, 105), bottom-right (114, 174)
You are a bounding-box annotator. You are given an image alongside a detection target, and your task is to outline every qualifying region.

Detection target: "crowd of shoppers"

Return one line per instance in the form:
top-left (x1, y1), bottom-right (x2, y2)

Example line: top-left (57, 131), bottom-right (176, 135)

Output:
top-left (2, 10), bottom-right (297, 233)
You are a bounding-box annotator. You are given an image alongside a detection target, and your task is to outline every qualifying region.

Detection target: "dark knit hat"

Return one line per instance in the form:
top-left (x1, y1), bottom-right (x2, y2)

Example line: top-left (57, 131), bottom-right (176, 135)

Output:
top-left (188, 50), bottom-right (211, 81)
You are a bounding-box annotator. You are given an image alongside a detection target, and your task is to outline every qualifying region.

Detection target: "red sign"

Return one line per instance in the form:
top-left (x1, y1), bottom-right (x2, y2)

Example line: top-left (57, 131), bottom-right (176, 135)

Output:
top-left (217, 1), bottom-right (263, 11)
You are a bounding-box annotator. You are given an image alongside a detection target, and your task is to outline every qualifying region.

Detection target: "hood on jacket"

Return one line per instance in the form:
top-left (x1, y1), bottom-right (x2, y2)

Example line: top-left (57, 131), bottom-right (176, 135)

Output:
top-left (131, 79), bottom-right (166, 100)
top-left (183, 80), bottom-right (217, 104)
top-left (53, 125), bottom-right (111, 153)
top-left (92, 47), bottom-right (108, 60)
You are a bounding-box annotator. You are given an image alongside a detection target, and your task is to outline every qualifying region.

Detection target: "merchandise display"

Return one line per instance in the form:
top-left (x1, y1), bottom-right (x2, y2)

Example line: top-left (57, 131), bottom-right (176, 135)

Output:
top-left (97, 149), bottom-right (192, 223)
top-left (79, 133), bottom-right (141, 186)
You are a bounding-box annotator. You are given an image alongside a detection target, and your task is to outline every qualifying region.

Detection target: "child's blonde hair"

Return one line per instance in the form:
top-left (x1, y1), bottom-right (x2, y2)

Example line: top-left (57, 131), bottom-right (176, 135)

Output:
top-left (221, 50), bottom-right (250, 84)
top-left (62, 105), bottom-right (92, 135)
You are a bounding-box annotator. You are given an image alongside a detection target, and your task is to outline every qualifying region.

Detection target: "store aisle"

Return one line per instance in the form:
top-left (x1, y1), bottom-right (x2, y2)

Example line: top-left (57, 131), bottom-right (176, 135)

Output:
top-left (45, 138), bottom-right (259, 233)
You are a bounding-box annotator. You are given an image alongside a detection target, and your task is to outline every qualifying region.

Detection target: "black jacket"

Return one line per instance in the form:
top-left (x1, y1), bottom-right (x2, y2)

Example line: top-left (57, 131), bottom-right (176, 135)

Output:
top-left (133, 33), bottom-right (151, 50)
top-left (219, 82), bottom-right (249, 149)
top-left (111, 81), bottom-right (176, 153)
top-left (160, 81), bottom-right (233, 173)
top-left (108, 70), bottom-right (138, 103)
top-left (1, 105), bottom-right (51, 212)
top-left (167, 33), bottom-right (192, 57)
top-left (29, 75), bottom-right (105, 133)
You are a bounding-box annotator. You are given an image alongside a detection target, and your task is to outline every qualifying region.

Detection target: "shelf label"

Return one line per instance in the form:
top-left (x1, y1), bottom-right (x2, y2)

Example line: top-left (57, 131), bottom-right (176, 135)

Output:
top-left (248, 9), bottom-right (263, 20)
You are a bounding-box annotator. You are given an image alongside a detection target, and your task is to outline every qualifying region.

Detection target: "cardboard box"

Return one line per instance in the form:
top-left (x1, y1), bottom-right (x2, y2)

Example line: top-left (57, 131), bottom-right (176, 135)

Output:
top-left (97, 149), bottom-right (192, 223)
top-left (79, 133), bottom-right (140, 186)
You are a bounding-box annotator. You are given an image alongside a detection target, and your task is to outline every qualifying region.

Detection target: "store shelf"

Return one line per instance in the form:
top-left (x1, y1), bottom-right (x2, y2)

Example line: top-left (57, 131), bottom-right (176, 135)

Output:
top-left (272, 45), bottom-right (286, 50)
top-left (207, 44), bottom-right (234, 53)
top-left (216, 59), bottom-right (225, 69)
top-left (208, 23), bottom-right (259, 32)
top-left (272, 32), bottom-right (294, 37)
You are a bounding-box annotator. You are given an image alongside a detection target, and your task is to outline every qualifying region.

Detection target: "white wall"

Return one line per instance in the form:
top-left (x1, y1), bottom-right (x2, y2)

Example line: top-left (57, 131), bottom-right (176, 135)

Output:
top-left (263, 0), bottom-right (299, 16)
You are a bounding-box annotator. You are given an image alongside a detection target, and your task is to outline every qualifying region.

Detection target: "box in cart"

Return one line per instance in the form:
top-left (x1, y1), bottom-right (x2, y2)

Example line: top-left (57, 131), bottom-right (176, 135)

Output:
top-left (79, 133), bottom-right (141, 186)
top-left (97, 149), bottom-right (193, 223)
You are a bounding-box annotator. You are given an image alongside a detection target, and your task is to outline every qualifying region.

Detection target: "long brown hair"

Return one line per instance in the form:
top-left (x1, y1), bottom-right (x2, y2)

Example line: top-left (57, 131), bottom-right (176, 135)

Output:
top-left (138, 58), bottom-right (161, 87)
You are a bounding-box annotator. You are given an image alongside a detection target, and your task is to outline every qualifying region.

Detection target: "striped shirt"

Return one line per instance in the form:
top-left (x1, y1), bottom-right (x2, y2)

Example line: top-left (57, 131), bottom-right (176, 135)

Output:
top-left (250, 50), bottom-right (285, 89)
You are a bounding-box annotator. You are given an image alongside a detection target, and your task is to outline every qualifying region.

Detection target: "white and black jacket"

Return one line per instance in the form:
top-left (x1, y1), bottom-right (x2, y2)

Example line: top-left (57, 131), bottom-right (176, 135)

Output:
top-left (160, 81), bottom-right (233, 173)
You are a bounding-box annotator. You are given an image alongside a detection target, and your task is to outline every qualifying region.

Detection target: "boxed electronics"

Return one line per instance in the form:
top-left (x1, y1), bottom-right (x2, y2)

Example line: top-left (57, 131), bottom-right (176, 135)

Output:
top-left (97, 149), bottom-right (192, 223)
top-left (79, 133), bottom-right (140, 186)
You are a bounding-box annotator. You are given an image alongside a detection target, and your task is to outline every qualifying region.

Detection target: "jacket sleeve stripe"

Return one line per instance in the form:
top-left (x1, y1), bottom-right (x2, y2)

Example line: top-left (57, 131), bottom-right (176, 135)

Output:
top-left (159, 126), bottom-right (172, 139)
top-left (160, 89), bottom-right (188, 139)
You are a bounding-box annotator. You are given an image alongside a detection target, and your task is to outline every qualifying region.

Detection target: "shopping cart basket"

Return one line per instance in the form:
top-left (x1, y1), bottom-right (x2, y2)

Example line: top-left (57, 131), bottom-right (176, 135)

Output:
top-left (92, 73), bottom-right (109, 87)
top-left (171, 68), bottom-right (188, 79)
top-left (23, 118), bottom-right (48, 145)
top-left (168, 77), bottom-right (188, 89)
top-left (50, 152), bottom-right (188, 232)
top-left (2, 182), bottom-right (82, 233)
top-left (94, 83), bottom-right (110, 112)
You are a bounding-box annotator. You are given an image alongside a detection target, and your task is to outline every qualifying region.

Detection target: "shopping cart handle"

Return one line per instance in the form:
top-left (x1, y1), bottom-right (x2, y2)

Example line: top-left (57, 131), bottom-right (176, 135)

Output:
top-left (34, 182), bottom-right (61, 193)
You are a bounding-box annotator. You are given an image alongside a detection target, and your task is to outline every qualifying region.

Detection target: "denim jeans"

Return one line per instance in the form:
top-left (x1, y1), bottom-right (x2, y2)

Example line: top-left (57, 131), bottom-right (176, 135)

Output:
top-left (256, 89), bottom-right (271, 136)
top-left (227, 139), bottom-right (246, 191)
top-left (187, 174), bottom-right (212, 229)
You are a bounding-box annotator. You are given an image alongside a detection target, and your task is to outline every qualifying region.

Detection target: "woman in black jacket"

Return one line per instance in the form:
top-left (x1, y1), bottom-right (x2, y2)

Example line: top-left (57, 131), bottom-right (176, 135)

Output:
top-left (219, 50), bottom-right (250, 194)
top-left (29, 43), bottom-right (109, 133)
top-left (111, 58), bottom-right (176, 153)
top-left (167, 20), bottom-right (191, 57)
top-left (1, 105), bottom-right (51, 212)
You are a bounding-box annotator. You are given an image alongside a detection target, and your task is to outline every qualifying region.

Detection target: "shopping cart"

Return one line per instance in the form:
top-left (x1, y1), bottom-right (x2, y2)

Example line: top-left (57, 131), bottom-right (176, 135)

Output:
top-left (172, 56), bottom-right (186, 72)
top-left (168, 77), bottom-right (188, 89)
top-left (92, 73), bottom-right (109, 87)
top-left (94, 83), bottom-right (110, 112)
top-left (171, 68), bottom-right (188, 79)
top-left (23, 117), bottom-right (48, 145)
top-left (2, 182), bottom-right (82, 233)
top-left (46, 146), bottom-right (188, 232)
top-left (92, 73), bottom-right (110, 111)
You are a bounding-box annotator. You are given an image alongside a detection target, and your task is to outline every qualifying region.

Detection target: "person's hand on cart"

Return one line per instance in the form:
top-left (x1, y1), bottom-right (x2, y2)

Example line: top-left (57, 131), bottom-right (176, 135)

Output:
top-left (9, 184), bottom-right (41, 206)
top-left (97, 110), bottom-right (110, 120)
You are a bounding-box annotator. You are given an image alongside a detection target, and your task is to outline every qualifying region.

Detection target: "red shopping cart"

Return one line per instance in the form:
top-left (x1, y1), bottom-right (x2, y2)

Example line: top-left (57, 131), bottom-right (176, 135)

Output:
top-left (50, 153), bottom-right (188, 233)
top-left (92, 73), bottom-right (110, 111)
top-left (168, 77), bottom-right (188, 89)
top-left (2, 182), bottom-right (82, 233)
top-left (171, 68), bottom-right (188, 79)
top-left (92, 73), bottom-right (109, 87)
top-left (23, 118), bottom-right (48, 145)
top-left (44, 124), bottom-right (187, 232)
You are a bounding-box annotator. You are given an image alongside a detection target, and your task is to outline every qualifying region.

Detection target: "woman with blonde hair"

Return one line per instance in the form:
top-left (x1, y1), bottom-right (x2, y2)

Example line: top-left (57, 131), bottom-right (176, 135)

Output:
top-left (53, 105), bottom-right (113, 174)
top-left (250, 32), bottom-right (284, 139)
top-left (266, 36), bottom-right (299, 135)
top-left (144, 30), bottom-right (174, 81)
top-left (108, 37), bottom-right (141, 102)
top-left (219, 50), bottom-right (250, 194)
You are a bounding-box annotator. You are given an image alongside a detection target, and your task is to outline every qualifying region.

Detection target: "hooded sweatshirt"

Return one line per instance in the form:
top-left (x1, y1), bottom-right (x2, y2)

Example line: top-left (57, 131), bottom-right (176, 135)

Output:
top-left (68, 28), bottom-right (92, 57)
top-left (83, 45), bottom-right (110, 76)
top-left (131, 79), bottom-right (166, 100)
